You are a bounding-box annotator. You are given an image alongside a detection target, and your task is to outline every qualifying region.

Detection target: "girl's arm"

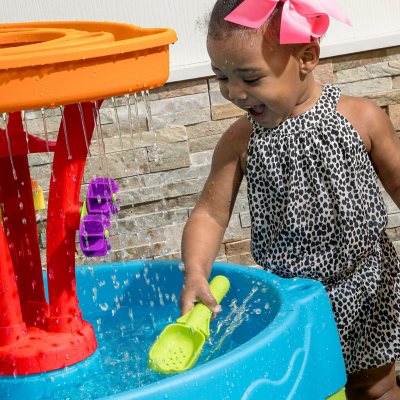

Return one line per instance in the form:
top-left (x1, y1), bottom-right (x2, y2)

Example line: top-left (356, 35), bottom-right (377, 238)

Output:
top-left (180, 116), bottom-right (250, 315)
top-left (366, 102), bottom-right (400, 208)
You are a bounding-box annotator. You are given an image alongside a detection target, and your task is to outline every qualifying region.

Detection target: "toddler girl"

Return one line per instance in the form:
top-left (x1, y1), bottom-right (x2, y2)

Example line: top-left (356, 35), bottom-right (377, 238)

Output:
top-left (180, 1), bottom-right (400, 398)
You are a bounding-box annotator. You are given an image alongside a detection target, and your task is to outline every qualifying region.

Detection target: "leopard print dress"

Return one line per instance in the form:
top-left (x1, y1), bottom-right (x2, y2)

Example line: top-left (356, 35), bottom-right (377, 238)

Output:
top-left (246, 84), bottom-right (400, 373)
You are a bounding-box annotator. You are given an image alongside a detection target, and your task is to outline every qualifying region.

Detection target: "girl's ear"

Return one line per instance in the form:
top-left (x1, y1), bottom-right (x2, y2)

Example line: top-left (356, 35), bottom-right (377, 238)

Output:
top-left (298, 42), bottom-right (320, 74)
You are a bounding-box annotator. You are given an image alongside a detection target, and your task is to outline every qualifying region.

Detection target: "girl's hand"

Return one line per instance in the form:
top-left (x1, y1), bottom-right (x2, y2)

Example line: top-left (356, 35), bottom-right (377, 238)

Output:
top-left (179, 272), bottom-right (221, 317)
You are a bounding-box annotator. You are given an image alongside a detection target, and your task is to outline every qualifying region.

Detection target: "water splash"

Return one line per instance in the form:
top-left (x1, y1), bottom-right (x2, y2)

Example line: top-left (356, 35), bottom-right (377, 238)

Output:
top-left (205, 286), bottom-right (259, 362)
top-left (77, 102), bottom-right (92, 157)
top-left (111, 97), bottom-right (125, 161)
top-left (125, 93), bottom-right (140, 143)
top-left (141, 90), bottom-right (154, 133)
top-left (92, 101), bottom-right (107, 176)
top-left (21, 110), bottom-right (30, 154)
top-left (41, 108), bottom-right (55, 181)
top-left (60, 106), bottom-right (72, 160)
top-left (2, 113), bottom-right (17, 181)
top-left (141, 90), bottom-right (162, 166)
top-left (125, 92), bottom-right (144, 199)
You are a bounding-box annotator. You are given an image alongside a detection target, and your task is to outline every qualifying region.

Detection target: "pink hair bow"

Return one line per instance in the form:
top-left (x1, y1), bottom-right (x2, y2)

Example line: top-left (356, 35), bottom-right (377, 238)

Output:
top-left (224, 0), bottom-right (351, 44)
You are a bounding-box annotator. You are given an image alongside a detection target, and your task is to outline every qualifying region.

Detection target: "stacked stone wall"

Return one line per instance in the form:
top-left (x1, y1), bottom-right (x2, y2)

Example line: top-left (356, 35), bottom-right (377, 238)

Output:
top-left (27, 45), bottom-right (400, 266)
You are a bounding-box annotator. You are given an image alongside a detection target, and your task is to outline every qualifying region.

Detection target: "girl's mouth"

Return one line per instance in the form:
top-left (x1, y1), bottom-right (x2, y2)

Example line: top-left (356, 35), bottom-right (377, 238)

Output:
top-left (244, 104), bottom-right (266, 118)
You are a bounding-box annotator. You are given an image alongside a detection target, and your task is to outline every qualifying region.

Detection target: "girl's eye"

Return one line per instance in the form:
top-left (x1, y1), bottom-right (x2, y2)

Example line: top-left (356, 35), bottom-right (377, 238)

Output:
top-left (216, 76), bottom-right (228, 82)
top-left (244, 77), bottom-right (261, 84)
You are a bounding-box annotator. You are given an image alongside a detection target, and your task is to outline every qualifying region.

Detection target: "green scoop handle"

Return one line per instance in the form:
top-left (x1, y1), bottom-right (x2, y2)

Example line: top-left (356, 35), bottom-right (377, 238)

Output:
top-left (147, 275), bottom-right (230, 374)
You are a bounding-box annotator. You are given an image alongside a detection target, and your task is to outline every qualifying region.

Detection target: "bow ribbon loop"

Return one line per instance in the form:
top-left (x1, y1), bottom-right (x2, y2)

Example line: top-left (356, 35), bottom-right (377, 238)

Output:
top-left (224, 0), bottom-right (351, 44)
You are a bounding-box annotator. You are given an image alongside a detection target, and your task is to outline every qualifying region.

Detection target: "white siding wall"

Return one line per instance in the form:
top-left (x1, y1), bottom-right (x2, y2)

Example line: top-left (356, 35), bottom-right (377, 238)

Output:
top-left (1, 0), bottom-right (400, 82)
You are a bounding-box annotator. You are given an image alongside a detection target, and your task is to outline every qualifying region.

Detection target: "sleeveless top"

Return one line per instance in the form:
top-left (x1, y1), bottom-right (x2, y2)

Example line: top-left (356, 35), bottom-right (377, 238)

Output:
top-left (246, 84), bottom-right (400, 373)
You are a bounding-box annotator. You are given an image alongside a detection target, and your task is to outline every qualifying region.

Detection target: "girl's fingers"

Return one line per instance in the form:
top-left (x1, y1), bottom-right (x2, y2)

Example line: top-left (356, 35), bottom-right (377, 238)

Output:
top-left (180, 278), bottom-right (220, 316)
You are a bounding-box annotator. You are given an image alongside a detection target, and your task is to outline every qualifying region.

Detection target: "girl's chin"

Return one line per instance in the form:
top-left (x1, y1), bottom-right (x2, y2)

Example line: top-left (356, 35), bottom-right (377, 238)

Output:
top-left (253, 116), bottom-right (282, 129)
top-left (249, 110), bottom-right (284, 129)
top-left (248, 110), bottom-right (266, 124)
top-left (249, 111), bottom-right (274, 127)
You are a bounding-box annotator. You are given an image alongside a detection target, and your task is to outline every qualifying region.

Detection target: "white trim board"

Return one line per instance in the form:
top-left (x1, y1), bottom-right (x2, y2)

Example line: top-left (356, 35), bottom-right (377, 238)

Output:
top-left (169, 32), bottom-right (400, 83)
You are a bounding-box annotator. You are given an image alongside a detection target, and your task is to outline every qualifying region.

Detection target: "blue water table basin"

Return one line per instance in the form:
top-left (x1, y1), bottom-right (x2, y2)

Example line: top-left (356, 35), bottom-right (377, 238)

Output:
top-left (1, 259), bottom-right (346, 399)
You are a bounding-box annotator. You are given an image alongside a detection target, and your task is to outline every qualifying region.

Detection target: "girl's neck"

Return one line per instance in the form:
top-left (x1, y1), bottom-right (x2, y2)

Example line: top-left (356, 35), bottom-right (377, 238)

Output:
top-left (292, 78), bottom-right (322, 118)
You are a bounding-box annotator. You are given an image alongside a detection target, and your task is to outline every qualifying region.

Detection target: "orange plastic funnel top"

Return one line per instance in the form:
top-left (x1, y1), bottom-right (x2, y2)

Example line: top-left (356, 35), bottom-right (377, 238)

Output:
top-left (0, 21), bottom-right (177, 112)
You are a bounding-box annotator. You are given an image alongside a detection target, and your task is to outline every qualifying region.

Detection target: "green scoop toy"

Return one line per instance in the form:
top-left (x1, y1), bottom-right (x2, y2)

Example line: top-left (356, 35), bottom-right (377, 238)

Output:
top-left (148, 275), bottom-right (230, 374)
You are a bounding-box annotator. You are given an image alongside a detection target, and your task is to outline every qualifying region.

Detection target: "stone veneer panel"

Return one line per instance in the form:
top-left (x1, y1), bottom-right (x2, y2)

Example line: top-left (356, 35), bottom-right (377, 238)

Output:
top-left (32, 46), bottom-right (400, 269)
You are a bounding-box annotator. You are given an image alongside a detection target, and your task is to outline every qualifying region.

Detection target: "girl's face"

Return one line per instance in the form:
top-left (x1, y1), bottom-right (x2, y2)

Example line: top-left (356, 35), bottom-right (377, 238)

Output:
top-left (207, 31), bottom-right (309, 129)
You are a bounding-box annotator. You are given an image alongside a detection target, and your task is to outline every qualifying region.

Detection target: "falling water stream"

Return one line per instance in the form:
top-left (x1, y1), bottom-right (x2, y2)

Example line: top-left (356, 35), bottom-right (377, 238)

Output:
top-left (59, 95), bottom-right (255, 399)
top-left (40, 108), bottom-right (55, 181)
top-left (2, 112), bottom-right (17, 180)
top-left (21, 110), bottom-right (30, 155)
top-left (77, 103), bottom-right (92, 157)
top-left (0, 92), bottom-right (285, 400)
top-left (60, 106), bottom-right (72, 160)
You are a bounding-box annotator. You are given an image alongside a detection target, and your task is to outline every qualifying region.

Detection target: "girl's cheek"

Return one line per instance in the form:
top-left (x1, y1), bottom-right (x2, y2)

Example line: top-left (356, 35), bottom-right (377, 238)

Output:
top-left (219, 86), bottom-right (229, 100)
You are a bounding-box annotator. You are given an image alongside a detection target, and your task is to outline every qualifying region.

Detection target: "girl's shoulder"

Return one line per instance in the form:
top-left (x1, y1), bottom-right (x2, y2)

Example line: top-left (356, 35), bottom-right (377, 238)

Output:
top-left (221, 114), bottom-right (252, 142)
top-left (337, 94), bottom-right (390, 152)
top-left (214, 114), bottom-right (251, 175)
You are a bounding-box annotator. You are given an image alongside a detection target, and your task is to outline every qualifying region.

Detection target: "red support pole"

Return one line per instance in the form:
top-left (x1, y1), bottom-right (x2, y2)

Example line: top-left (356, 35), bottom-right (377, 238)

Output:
top-left (0, 108), bottom-right (97, 375)
top-left (0, 221), bottom-right (27, 346)
top-left (46, 101), bottom-right (101, 333)
top-left (0, 113), bottom-right (48, 327)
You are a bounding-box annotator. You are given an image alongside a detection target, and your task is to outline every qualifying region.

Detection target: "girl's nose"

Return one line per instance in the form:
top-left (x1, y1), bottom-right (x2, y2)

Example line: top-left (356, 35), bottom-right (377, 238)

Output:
top-left (226, 82), bottom-right (247, 100)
